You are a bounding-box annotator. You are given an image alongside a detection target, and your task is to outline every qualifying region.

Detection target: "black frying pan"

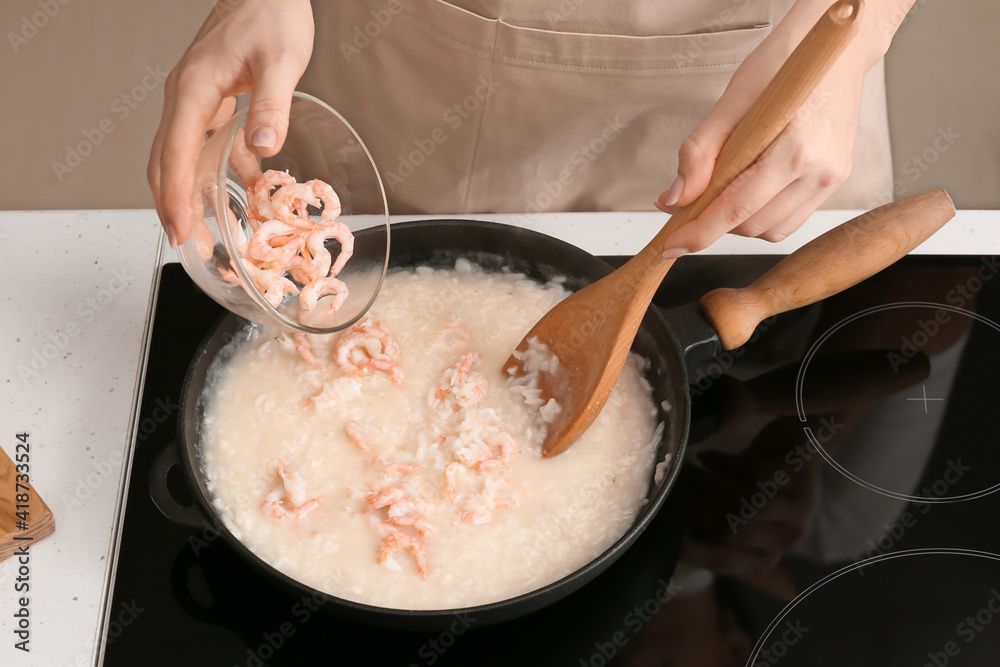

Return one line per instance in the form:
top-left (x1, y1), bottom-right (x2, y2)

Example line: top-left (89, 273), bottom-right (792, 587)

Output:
top-left (151, 193), bottom-right (952, 630)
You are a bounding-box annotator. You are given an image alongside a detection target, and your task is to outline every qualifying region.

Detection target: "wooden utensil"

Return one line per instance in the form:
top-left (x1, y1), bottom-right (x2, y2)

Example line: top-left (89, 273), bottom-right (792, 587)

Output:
top-left (505, 0), bottom-right (866, 457)
top-left (1, 444), bottom-right (55, 562)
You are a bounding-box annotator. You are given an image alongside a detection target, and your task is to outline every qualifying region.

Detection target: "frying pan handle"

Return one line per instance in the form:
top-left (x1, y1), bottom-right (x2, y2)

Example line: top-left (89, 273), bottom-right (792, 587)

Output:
top-left (149, 443), bottom-right (207, 529)
top-left (646, 0), bottom-right (864, 263)
top-left (699, 188), bottom-right (956, 350)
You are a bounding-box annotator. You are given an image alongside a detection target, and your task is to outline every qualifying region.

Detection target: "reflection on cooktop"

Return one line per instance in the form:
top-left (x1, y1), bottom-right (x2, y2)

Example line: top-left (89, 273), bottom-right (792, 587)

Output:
top-left (103, 256), bottom-right (1000, 666)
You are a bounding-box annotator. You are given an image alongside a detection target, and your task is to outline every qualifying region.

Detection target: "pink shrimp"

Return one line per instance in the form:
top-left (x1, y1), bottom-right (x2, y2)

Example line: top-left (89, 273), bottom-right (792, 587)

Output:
top-left (461, 498), bottom-right (519, 526)
top-left (250, 170), bottom-right (295, 221)
top-left (385, 516), bottom-right (434, 539)
top-left (334, 320), bottom-right (403, 382)
top-left (444, 462), bottom-right (466, 500)
top-left (366, 357), bottom-right (405, 385)
top-left (308, 221), bottom-right (354, 277)
top-left (373, 456), bottom-right (422, 476)
top-left (293, 333), bottom-right (322, 367)
top-left (367, 487), bottom-right (405, 512)
top-left (288, 227), bottom-right (335, 284)
top-left (311, 179), bottom-right (343, 223)
top-left (243, 263), bottom-right (299, 307)
top-left (347, 422), bottom-right (421, 474)
top-left (307, 377), bottom-right (362, 411)
top-left (247, 220), bottom-right (305, 266)
top-left (345, 421), bottom-right (371, 452)
top-left (436, 352), bottom-right (488, 408)
top-left (377, 532), bottom-right (429, 578)
top-left (299, 276), bottom-right (349, 313)
top-left (262, 460), bottom-right (320, 522)
top-left (271, 182), bottom-right (321, 227)
top-left (475, 427), bottom-right (517, 471)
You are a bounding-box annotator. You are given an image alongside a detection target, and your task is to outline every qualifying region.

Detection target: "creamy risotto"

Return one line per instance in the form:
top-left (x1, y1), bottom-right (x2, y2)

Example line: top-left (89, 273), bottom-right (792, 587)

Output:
top-left (202, 260), bottom-right (662, 609)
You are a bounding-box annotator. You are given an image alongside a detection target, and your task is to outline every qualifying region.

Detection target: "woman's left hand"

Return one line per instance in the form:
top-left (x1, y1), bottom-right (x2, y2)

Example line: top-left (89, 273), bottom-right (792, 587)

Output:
top-left (656, 1), bottom-right (893, 257)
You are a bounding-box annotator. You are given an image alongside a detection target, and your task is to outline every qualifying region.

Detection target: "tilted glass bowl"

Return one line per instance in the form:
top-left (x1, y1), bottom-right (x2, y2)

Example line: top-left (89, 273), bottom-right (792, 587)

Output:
top-left (176, 92), bottom-right (389, 333)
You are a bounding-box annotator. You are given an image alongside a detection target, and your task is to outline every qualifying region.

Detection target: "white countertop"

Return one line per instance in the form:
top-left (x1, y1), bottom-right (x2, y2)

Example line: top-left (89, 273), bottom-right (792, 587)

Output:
top-left (0, 208), bottom-right (995, 666)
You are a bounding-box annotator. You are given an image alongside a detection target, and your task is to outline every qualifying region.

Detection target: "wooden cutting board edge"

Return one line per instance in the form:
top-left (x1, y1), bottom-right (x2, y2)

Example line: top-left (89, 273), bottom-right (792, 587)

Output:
top-left (0, 443), bottom-right (56, 562)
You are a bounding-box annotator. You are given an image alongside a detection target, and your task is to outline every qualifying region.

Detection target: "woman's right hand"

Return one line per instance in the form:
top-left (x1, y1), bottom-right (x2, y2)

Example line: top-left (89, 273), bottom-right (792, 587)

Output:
top-left (147, 0), bottom-right (314, 246)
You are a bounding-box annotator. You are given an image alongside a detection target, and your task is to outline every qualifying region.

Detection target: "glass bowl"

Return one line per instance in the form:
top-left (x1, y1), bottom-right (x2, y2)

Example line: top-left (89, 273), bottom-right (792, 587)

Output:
top-left (177, 92), bottom-right (389, 334)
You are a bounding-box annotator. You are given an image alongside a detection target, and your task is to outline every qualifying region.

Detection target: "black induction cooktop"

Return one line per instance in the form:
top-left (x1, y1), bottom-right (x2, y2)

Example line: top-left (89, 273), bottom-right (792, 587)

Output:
top-left (102, 255), bottom-right (1000, 666)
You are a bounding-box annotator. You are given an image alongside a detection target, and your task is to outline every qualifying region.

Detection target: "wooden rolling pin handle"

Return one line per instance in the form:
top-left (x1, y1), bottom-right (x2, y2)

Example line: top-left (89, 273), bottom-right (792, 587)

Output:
top-left (699, 188), bottom-right (956, 351)
top-left (649, 0), bottom-right (864, 255)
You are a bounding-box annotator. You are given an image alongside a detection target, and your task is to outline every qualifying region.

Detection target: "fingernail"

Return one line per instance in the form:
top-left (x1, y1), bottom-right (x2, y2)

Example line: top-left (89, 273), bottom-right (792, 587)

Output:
top-left (251, 126), bottom-right (277, 148)
top-left (662, 247), bottom-right (689, 260)
top-left (663, 175), bottom-right (685, 207)
top-left (653, 200), bottom-right (672, 214)
top-left (165, 225), bottom-right (177, 249)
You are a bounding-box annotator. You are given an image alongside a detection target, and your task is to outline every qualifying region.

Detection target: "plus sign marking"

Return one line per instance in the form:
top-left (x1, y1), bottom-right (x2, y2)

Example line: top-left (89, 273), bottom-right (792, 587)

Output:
top-left (906, 385), bottom-right (945, 414)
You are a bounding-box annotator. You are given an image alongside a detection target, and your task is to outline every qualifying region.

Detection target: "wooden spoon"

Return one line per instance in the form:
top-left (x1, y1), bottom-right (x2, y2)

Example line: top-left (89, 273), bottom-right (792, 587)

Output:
top-left (505, 0), bottom-right (866, 457)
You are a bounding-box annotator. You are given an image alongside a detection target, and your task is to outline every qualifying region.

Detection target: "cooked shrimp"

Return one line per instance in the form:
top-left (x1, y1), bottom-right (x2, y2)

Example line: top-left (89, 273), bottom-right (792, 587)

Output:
top-left (247, 220), bottom-right (305, 266)
top-left (367, 487), bottom-right (405, 511)
top-left (436, 352), bottom-right (488, 408)
top-left (250, 170), bottom-right (295, 221)
top-left (271, 183), bottom-right (320, 227)
top-left (345, 420), bottom-right (371, 452)
top-left (335, 320), bottom-right (404, 382)
top-left (377, 532), bottom-right (429, 578)
top-left (347, 422), bottom-right (421, 474)
top-left (288, 249), bottom-right (332, 285)
top-left (308, 377), bottom-right (362, 410)
top-left (299, 276), bottom-right (349, 313)
top-left (373, 456), bottom-right (423, 476)
top-left (475, 427), bottom-right (517, 471)
top-left (366, 357), bottom-right (405, 385)
top-left (461, 497), bottom-right (518, 526)
top-left (385, 497), bottom-right (430, 517)
top-left (293, 333), bottom-right (322, 367)
top-left (444, 462), bottom-right (466, 500)
top-left (309, 222), bottom-right (354, 277)
top-left (311, 179), bottom-right (343, 222)
top-left (243, 263), bottom-right (299, 307)
top-left (385, 516), bottom-right (434, 539)
top-left (262, 459), bottom-right (319, 522)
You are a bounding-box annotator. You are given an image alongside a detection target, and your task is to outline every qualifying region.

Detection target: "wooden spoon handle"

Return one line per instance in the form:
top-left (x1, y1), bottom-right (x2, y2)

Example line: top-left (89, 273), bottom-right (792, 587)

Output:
top-left (647, 0), bottom-right (864, 257)
top-left (699, 188), bottom-right (956, 350)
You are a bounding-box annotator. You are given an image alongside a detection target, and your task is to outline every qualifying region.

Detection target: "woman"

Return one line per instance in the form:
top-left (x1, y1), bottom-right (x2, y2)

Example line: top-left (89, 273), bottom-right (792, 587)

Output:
top-left (148, 0), bottom-right (914, 257)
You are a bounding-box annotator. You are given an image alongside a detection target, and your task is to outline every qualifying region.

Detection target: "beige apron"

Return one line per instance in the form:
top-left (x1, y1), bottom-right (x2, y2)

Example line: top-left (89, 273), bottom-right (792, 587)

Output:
top-left (299, 0), bottom-right (892, 215)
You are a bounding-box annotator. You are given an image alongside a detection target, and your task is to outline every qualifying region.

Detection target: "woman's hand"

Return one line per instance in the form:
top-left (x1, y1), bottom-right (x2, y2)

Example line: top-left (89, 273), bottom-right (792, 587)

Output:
top-left (657, 0), bottom-right (912, 257)
top-left (147, 0), bottom-right (314, 246)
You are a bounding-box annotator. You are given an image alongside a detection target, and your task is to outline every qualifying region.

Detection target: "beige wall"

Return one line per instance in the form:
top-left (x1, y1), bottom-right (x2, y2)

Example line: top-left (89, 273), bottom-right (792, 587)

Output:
top-left (0, 0), bottom-right (211, 211)
top-left (1, 0), bottom-right (997, 212)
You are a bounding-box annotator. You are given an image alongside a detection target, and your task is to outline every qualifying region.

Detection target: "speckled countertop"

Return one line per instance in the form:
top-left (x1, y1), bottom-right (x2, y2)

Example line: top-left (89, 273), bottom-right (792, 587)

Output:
top-left (0, 208), bottom-right (995, 666)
